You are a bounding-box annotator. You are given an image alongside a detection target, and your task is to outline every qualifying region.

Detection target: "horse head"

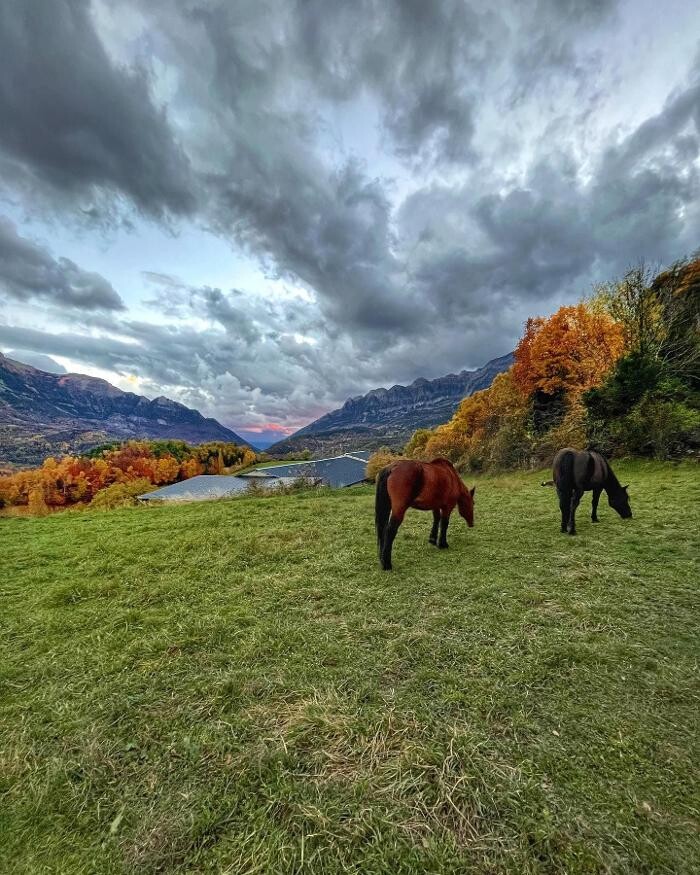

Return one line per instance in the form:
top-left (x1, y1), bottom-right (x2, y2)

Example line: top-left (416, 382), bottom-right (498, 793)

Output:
top-left (608, 484), bottom-right (632, 519)
top-left (458, 485), bottom-right (476, 527)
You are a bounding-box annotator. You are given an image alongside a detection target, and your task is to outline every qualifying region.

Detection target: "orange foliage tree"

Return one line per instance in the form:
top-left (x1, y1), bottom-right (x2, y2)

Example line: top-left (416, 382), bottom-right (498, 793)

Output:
top-left (0, 440), bottom-right (257, 512)
top-left (513, 303), bottom-right (625, 399)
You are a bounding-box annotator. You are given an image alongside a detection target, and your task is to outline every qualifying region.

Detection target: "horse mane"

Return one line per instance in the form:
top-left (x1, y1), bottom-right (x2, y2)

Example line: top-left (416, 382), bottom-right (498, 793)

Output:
top-left (591, 450), bottom-right (625, 495)
top-left (605, 465), bottom-right (624, 493)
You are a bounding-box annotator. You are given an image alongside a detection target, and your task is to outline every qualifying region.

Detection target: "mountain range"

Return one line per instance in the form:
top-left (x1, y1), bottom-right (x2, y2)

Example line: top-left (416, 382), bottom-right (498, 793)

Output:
top-left (0, 353), bottom-right (249, 466)
top-left (269, 353), bottom-right (514, 456)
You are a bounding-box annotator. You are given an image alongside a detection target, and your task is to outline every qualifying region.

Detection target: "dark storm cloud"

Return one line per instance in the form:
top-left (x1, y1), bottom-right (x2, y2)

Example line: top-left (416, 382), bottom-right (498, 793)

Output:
top-left (146, 0), bottom-right (640, 348)
top-left (209, 154), bottom-right (417, 338)
top-left (291, 0), bottom-right (485, 163)
top-left (1, 0), bottom-right (699, 428)
top-left (400, 70), bottom-right (700, 328)
top-left (0, 217), bottom-right (125, 310)
top-left (512, 0), bottom-right (617, 79)
top-left (0, 0), bottom-right (195, 218)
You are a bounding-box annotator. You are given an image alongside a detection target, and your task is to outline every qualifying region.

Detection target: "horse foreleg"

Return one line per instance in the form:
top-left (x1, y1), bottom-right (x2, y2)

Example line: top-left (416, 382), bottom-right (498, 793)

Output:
top-left (568, 489), bottom-right (582, 535)
top-left (591, 487), bottom-right (602, 522)
top-left (429, 510), bottom-right (440, 545)
top-left (438, 510), bottom-right (451, 549)
top-left (380, 510), bottom-right (404, 571)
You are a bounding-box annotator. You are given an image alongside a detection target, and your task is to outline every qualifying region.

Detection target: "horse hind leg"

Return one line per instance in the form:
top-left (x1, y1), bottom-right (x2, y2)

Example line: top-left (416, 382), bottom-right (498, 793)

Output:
top-left (429, 510), bottom-right (440, 545)
top-left (380, 510), bottom-right (405, 571)
top-left (438, 510), bottom-right (451, 549)
top-left (557, 488), bottom-right (570, 533)
top-left (568, 489), bottom-right (583, 535)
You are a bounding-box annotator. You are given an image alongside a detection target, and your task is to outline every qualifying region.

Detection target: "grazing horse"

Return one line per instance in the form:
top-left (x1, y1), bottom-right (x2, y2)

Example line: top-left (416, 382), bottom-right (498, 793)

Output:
top-left (375, 458), bottom-right (475, 570)
top-left (550, 447), bottom-right (631, 535)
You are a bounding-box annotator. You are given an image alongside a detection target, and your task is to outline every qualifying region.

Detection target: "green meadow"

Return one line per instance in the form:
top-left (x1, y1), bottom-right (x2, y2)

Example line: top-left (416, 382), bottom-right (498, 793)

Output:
top-left (1, 461), bottom-right (698, 874)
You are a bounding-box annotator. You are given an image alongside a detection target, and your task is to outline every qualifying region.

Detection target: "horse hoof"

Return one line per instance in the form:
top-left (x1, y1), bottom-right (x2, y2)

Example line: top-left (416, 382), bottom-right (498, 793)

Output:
top-left (567, 530), bottom-right (576, 536)
top-left (428, 537), bottom-right (437, 545)
top-left (438, 543), bottom-right (449, 549)
top-left (591, 518), bottom-right (599, 523)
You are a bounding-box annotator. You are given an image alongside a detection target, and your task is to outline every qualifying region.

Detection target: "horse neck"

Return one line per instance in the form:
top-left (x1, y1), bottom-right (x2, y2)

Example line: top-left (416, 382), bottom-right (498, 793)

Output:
top-left (604, 466), bottom-right (622, 495)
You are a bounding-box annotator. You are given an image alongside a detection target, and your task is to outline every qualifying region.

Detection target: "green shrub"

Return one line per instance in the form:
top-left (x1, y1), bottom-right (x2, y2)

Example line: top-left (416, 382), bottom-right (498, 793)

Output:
top-left (612, 398), bottom-right (700, 459)
top-left (366, 448), bottom-right (405, 482)
top-left (584, 351), bottom-right (663, 420)
top-left (89, 478), bottom-right (155, 510)
top-left (404, 429), bottom-right (433, 459)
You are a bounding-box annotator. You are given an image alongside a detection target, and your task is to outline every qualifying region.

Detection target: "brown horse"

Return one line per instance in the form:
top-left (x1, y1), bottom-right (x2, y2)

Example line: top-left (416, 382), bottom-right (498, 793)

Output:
top-left (375, 458), bottom-right (475, 570)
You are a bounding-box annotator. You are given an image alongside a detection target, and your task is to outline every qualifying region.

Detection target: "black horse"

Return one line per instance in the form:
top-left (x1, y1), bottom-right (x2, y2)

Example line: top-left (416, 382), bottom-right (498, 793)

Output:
top-left (549, 448), bottom-right (632, 535)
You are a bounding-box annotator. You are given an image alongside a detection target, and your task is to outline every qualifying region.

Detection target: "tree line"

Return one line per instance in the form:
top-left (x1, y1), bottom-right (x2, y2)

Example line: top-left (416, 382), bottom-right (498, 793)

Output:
top-left (0, 440), bottom-right (258, 513)
top-left (369, 256), bottom-right (699, 477)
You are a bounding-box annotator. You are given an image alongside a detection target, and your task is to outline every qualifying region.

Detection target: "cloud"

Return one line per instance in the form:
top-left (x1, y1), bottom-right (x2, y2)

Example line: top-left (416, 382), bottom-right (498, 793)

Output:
top-left (0, 0), bottom-right (196, 219)
top-left (0, 217), bottom-right (125, 310)
top-left (399, 67), bottom-right (700, 323)
top-left (0, 0), bottom-right (699, 433)
top-left (4, 350), bottom-right (67, 374)
top-left (290, 0), bottom-right (484, 164)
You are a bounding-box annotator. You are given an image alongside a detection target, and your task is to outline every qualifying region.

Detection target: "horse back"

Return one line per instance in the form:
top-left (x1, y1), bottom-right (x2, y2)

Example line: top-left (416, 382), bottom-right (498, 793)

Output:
top-left (429, 458), bottom-right (463, 493)
top-left (391, 457), bottom-right (461, 510)
top-left (553, 447), bottom-right (588, 491)
top-left (554, 447), bottom-right (609, 491)
top-left (589, 451), bottom-right (609, 485)
top-left (385, 460), bottom-right (425, 505)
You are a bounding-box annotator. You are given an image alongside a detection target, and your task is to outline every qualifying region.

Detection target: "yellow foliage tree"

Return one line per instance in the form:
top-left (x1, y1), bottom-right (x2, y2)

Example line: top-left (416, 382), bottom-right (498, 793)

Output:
top-left (365, 448), bottom-right (405, 482)
top-left (28, 486), bottom-right (50, 517)
top-left (422, 369), bottom-right (531, 469)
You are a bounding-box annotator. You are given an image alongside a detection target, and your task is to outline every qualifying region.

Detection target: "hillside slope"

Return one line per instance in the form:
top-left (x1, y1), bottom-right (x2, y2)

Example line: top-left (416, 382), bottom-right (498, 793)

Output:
top-left (0, 352), bottom-right (250, 464)
top-left (270, 353), bottom-right (513, 456)
top-left (2, 461), bottom-right (698, 873)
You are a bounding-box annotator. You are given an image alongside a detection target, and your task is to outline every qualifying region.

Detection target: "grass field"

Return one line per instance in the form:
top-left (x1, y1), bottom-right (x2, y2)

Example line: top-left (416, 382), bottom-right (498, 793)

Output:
top-left (1, 461), bottom-right (699, 874)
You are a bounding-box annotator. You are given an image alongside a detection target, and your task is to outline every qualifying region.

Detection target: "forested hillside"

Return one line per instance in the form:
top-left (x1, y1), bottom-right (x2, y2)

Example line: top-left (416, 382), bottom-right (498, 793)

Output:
top-left (0, 440), bottom-right (257, 513)
top-left (401, 258), bottom-right (699, 471)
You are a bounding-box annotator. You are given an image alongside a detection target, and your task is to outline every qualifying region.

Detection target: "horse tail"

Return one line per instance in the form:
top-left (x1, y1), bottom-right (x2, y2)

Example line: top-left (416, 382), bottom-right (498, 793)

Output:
top-left (375, 466), bottom-right (392, 554)
top-left (556, 449), bottom-right (575, 491)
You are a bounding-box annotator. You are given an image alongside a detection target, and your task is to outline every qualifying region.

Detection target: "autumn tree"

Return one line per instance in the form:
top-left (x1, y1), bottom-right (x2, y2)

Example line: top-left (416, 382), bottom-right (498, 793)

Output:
top-left (179, 457), bottom-right (205, 480)
top-left (649, 257), bottom-right (700, 388)
top-left (0, 438), bottom-right (260, 514)
top-left (585, 257), bottom-right (700, 458)
top-left (513, 303), bottom-right (625, 400)
top-left (404, 429), bottom-right (433, 459)
top-left (591, 263), bottom-right (663, 358)
top-left (28, 485), bottom-right (50, 516)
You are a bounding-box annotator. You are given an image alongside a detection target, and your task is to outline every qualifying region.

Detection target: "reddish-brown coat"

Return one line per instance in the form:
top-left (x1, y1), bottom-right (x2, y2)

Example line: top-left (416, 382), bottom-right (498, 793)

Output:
top-left (375, 457), bottom-right (475, 570)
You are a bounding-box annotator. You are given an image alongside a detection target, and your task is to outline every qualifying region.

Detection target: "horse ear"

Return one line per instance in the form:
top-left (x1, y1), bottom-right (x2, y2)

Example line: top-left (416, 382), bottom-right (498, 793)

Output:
top-left (470, 486), bottom-right (476, 497)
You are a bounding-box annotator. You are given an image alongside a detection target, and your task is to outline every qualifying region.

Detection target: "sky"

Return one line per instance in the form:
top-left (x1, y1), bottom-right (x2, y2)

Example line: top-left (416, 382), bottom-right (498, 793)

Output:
top-left (1, 0), bottom-right (699, 447)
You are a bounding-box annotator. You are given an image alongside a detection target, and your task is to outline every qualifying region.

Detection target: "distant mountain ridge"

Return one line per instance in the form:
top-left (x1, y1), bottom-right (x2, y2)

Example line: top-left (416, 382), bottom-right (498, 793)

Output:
top-left (269, 353), bottom-right (514, 456)
top-left (0, 352), bottom-right (251, 465)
